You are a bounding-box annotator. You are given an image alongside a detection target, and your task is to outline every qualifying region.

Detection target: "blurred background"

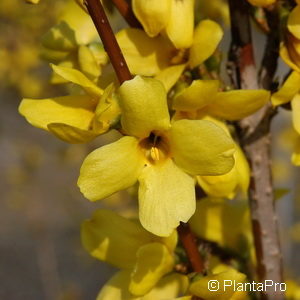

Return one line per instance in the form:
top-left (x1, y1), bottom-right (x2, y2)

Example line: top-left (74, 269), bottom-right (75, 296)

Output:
top-left (0, 0), bottom-right (299, 299)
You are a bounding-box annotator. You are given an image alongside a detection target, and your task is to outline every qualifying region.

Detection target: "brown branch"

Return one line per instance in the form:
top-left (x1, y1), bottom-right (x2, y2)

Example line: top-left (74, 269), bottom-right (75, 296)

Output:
top-left (177, 223), bottom-right (204, 274)
top-left (228, 1), bottom-right (284, 300)
top-left (111, 0), bottom-right (141, 28)
top-left (258, 3), bottom-right (280, 90)
top-left (84, 0), bottom-right (132, 84)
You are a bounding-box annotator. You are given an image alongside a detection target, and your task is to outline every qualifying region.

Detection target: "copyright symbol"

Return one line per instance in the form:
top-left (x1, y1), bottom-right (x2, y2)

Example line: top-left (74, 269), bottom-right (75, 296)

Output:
top-left (208, 280), bottom-right (220, 291)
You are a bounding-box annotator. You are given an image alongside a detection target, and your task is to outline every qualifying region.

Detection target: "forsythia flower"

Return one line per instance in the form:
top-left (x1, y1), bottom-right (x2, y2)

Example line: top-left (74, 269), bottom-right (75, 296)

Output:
top-left (132, 0), bottom-right (194, 49)
top-left (40, 1), bottom-right (107, 83)
top-left (281, 4), bottom-right (300, 72)
top-left (19, 64), bottom-right (120, 143)
top-left (78, 76), bottom-right (236, 236)
top-left (189, 198), bottom-right (253, 254)
top-left (172, 80), bottom-right (270, 198)
top-left (81, 209), bottom-right (189, 299)
top-left (116, 19), bottom-right (223, 91)
top-left (189, 264), bottom-right (248, 300)
top-left (271, 71), bottom-right (300, 165)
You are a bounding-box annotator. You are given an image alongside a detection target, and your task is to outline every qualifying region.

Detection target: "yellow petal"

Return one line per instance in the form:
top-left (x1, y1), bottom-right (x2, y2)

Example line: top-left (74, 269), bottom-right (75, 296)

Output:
top-left (19, 95), bottom-right (95, 131)
top-left (77, 136), bottom-right (144, 201)
top-left (143, 273), bottom-right (189, 300)
top-left (96, 270), bottom-right (137, 300)
top-left (288, 5), bottom-right (300, 40)
top-left (119, 76), bottom-right (171, 138)
top-left (189, 266), bottom-right (247, 300)
top-left (50, 59), bottom-right (77, 84)
top-left (155, 64), bottom-right (186, 93)
top-left (60, 0), bottom-right (97, 44)
top-left (280, 44), bottom-right (300, 72)
top-left (138, 159), bottom-right (195, 236)
top-left (48, 123), bottom-right (98, 143)
top-left (89, 42), bottom-right (109, 66)
top-left (197, 145), bottom-right (249, 199)
top-left (97, 271), bottom-right (189, 300)
top-left (41, 21), bottom-right (77, 51)
top-left (78, 45), bottom-right (101, 80)
top-left (166, 0), bottom-right (194, 49)
top-left (40, 46), bottom-right (70, 62)
top-left (94, 84), bottom-right (121, 133)
top-left (292, 94), bottom-right (300, 134)
top-left (189, 198), bottom-right (251, 251)
top-left (172, 80), bottom-right (219, 111)
top-left (132, 0), bottom-right (171, 37)
top-left (189, 20), bottom-right (223, 68)
top-left (81, 209), bottom-right (155, 269)
top-left (247, 0), bottom-right (276, 6)
top-left (117, 28), bottom-right (173, 76)
top-left (129, 243), bottom-right (174, 296)
top-left (170, 119), bottom-right (235, 176)
top-left (206, 89), bottom-right (270, 120)
top-left (292, 136), bottom-right (300, 166)
top-left (51, 64), bottom-right (103, 98)
top-left (271, 71), bottom-right (300, 106)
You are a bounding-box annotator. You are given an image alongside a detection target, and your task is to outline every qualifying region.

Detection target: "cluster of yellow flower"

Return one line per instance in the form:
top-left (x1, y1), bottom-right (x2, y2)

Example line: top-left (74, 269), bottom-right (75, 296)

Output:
top-left (18, 0), bottom-right (300, 299)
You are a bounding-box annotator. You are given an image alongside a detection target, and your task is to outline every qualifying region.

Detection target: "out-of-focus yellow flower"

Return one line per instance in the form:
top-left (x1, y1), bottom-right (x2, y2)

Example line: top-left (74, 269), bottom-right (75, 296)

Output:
top-left (78, 76), bottom-right (236, 236)
top-left (189, 265), bottom-right (248, 300)
top-left (196, 0), bottom-right (230, 25)
top-left (25, 0), bottom-right (40, 3)
top-left (82, 209), bottom-right (189, 299)
top-left (116, 19), bottom-right (223, 91)
top-left (286, 280), bottom-right (300, 300)
top-left (281, 5), bottom-right (300, 72)
top-left (40, 1), bottom-right (107, 83)
top-left (19, 65), bottom-right (120, 143)
top-left (189, 198), bottom-right (252, 253)
top-left (246, 0), bottom-right (276, 6)
top-left (271, 71), bottom-right (300, 165)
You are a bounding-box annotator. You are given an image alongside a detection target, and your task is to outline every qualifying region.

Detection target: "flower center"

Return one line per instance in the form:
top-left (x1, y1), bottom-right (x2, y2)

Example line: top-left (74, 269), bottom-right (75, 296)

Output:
top-left (170, 49), bottom-right (189, 65)
top-left (139, 132), bottom-right (170, 165)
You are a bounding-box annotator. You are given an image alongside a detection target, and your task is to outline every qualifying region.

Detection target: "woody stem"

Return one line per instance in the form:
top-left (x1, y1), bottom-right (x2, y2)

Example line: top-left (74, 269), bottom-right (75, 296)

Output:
top-left (177, 223), bottom-right (204, 273)
top-left (228, 1), bottom-right (284, 299)
top-left (84, 0), bottom-right (132, 84)
top-left (110, 0), bottom-right (141, 28)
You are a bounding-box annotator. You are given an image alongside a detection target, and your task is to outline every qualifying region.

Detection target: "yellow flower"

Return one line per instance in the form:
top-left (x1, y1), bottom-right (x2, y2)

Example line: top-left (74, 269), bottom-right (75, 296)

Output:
top-left (116, 19), bottom-right (223, 91)
top-left (132, 0), bottom-right (194, 49)
top-left (271, 71), bottom-right (300, 165)
top-left (98, 270), bottom-right (189, 300)
top-left (189, 265), bottom-right (248, 300)
top-left (81, 209), bottom-right (188, 298)
top-left (171, 80), bottom-right (269, 198)
top-left (285, 280), bottom-right (300, 300)
top-left (280, 5), bottom-right (300, 72)
top-left (189, 198), bottom-right (252, 253)
top-left (19, 64), bottom-right (120, 143)
top-left (172, 80), bottom-right (270, 121)
top-left (78, 76), bottom-right (236, 236)
top-left (40, 1), bottom-right (108, 83)
top-left (246, 0), bottom-right (276, 6)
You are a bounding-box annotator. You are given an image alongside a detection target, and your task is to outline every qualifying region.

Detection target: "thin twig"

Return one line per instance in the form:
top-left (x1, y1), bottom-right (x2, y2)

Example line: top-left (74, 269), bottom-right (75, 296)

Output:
top-left (177, 223), bottom-right (204, 273)
top-left (111, 0), bottom-right (141, 28)
top-left (84, 0), bottom-right (132, 84)
top-left (258, 3), bottom-right (280, 90)
top-left (228, 1), bottom-right (284, 300)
